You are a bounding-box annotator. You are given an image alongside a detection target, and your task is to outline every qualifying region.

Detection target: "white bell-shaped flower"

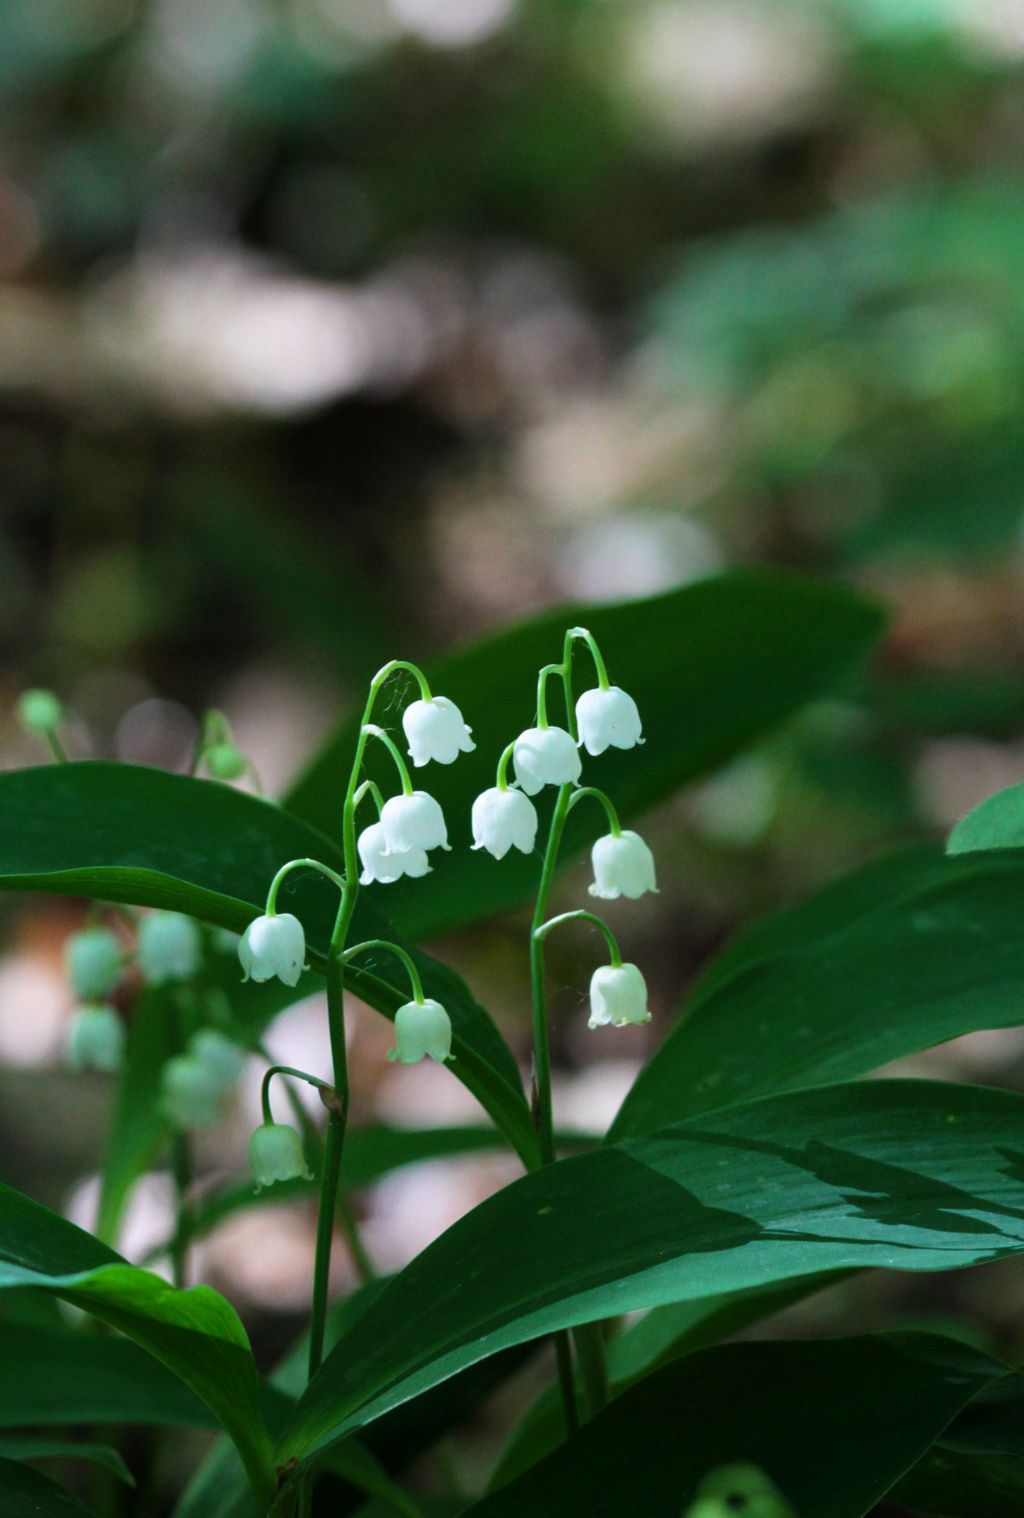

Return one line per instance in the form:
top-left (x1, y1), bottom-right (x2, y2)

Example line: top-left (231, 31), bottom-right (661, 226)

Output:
top-left (576, 686), bottom-right (644, 757)
top-left (189, 1029), bottom-right (247, 1090)
top-left (588, 963), bottom-right (651, 1028)
top-left (158, 1054), bottom-right (224, 1129)
top-left (238, 913), bottom-right (306, 987)
top-left (66, 928), bottom-right (122, 1000)
top-left (249, 1122), bottom-right (311, 1190)
top-left (65, 1005), bottom-right (125, 1073)
top-left (387, 998), bottom-right (452, 1064)
top-left (380, 791), bottom-right (450, 852)
top-left (512, 727), bottom-right (582, 796)
top-left (589, 830), bottom-right (658, 900)
top-left (471, 787), bottom-right (538, 859)
top-left (358, 822), bottom-right (431, 885)
top-left (402, 696), bottom-right (476, 766)
top-left (138, 912), bottom-right (202, 985)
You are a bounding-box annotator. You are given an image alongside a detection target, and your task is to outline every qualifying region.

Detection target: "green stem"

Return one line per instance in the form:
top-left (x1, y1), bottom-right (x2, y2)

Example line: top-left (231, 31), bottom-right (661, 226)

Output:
top-left (266, 858), bottom-right (346, 916)
top-left (261, 1065), bottom-right (335, 1125)
top-left (495, 742), bottom-right (515, 791)
top-left (363, 724), bottom-right (414, 796)
top-left (536, 910), bottom-right (622, 968)
top-left (567, 786), bottom-right (622, 837)
top-left (536, 665), bottom-right (564, 730)
top-left (170, 1133), bottom-right (191, 1289)
top-left (567, 626), bottom-right (611, 691)
top-left (337, 1190), bottom-right (376, 1283)
top-left (46, 729), bottom-right (70, 764)
top-left (353, 779), bottom-right (385, 817)
top-left (574, 1321), bottom-right (610, 1417)
top-left (343, 939), bottom-right (425, 1003)
top-left (308, 1110), bottom-right (345, 1381)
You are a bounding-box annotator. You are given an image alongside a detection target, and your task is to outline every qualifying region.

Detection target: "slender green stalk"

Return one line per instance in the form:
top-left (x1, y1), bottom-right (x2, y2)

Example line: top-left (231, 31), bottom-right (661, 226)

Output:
top-left (46, 729), bottom-right (70, 764)
top-left (536, 909), bottom-right (623, 967)
top-left (336, 1190), bottom-right (376, 1283)
top-left (170, 1133), bottom-right (191, 1289)
top-left (343, 938), bottom-right (425, 1003)
top-left (308, 1109), bottom-right (345, 1381)
top-left (567, 785), bottom-right (622, 836)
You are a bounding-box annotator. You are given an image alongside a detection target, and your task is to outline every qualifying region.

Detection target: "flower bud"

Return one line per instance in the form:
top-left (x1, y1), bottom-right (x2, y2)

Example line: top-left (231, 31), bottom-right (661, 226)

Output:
top-left (17, 689), bottom-right (62, 734)
top-left (380, 791), bottom-right (450, 853)
top-left (576, 686), bottom-right (643, 757)
top-left (402, 696), bottom-right (475, 767)
top-left (588, 963), bottom-right (651, 1029)
top-left (511, 727), bottom-right (582, 796)
top-left (238, 913), bottom-right (306, 987)
top-left (65, 1005), bottom-right (125, 1073)
top-left (589, 830), bottom-right (658, 900)
top-left (66, 928), bottom-right (122, 1000)
top-left (205, 742), bottom-right (246, 780)
top-left (249, 1122), bottom-right (311, 1190)
top-left (471, 787), bottom-right (538, 859)
top-left (137, 912), bottom-right (202, 985)
top-left (358, 821), bottom-right (430, 885)
top-left (685, 1464), bottom-right (796, 1518)
top-left (387, 998), bottom-right (452, 1064)
top-left (158, 1054), bottom-right (224, 1129)
top-left (189, 1029), bottom-right (246, 1090)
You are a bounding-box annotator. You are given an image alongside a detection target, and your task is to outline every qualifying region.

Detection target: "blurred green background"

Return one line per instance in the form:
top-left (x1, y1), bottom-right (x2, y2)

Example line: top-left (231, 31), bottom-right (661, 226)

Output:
top-left (8, 0), bottom-right (1024, 1503)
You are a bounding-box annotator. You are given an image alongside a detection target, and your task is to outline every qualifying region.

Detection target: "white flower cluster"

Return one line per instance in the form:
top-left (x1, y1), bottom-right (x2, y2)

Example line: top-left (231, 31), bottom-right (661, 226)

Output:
top-left (358, 699), bottom-right (472, 885)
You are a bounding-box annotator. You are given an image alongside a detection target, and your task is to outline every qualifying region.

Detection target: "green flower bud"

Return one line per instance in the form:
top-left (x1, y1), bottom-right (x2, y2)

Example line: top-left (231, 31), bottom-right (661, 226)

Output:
top-left (66, 928), bottom-right (122, 1000)
top-left (205, 742), bottom-right (246, 781)
top-left (387, 998), bottom-right (452, 1065)
top-left (684, 1464), bottom-right (797, 1518)
top-left (65, 1005), bottom-right (125, 1074)
top-left (249, 1122), bottom-right (311, 1190)
top-left (137, 912), bottom-right (202, 985)
top-left (17, 689), bottom-right (62, 734)
top-left (158, 1055), bottom-right (224, 1130)
top-left (188, 1029), bottom-right (246, 1090)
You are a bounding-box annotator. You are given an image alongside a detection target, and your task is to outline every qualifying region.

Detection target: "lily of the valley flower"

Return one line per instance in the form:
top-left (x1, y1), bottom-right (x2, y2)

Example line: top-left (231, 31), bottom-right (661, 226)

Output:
top-left (138, 911), bottom-right (202, 985)
top-left (576, 685), bottom-right (643, 756)
top-left (65, 1005), bottom-right (125, 1073)
top-left (249, 1121), bottom-right (311, 1189)
top-left (158, 1054), bottom-right (224, 1129)
top-left (380, 791), bottom-right (450, 852)
top-left (387, 998), bottom-right (452, 1064)
top-left (17, 688), bottom-right (62, 734)
top-left (588, 962), bottom-right (651, 1028)
top-left (512, 726), bottom-right (581, 795)
top-left (471, 787), bottom-right (538, 858)
top-left (189, 1029), bottom-right (247, 1089)
top-left (66, 928), bottom-right (122, 1000)
top-left (402, 696), bottom-right (475, 766)
top-left (238, 913), bottom-right (306, 987)
top-left (589, 830), bottom-right (658, 900)
top-left (358, 821), bottom-right (430, 885)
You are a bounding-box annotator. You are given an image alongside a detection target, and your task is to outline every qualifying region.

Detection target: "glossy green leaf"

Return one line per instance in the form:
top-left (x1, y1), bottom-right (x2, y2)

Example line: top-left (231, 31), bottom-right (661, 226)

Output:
top-left (0, 1181), bottom-right (275, 1513)
top-left (286, 571), bottom-right (885, 939)
top-left (0, 1439), bottom-right (135, 1485)
top-left (948, 780), bottom-right (1024, 854)
top-left (462, 1334), bottom-right (1005, 1518)
top-left (0, 762), bottom-right (536, 1166)
top-left (0, 1319), bottom-right (215, 1429)
top-left (889, 1447), bottom-right (1024, 1518)
top-left (610, 846), bottom-right (1024, 1139)
top-left (278, 1079), bottom-right (1024, 1470)
top-left (0, 1456), bottom-right (99, 1518)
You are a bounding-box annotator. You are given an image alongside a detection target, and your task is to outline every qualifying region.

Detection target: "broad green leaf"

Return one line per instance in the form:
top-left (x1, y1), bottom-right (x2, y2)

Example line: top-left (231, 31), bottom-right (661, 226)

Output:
top-left (610, 846), bottom-right (1024, 1139)
top-left (948, 780), bottom-right (1024, 853)
top-left (0, 1456), bottom-right (99, 1518)
top-left (278, 1079), bottom-right (1024, 1470)
top-left (889, 1447), bottom-right (1024, 1518)
top-left (462, 1334), bottom-right (1005, 1518)
top-left (0, 1182), bottom-right (275, 1513)
top-left (0, 1319), bottom-right (215, 1428)
top-left (0, 762), bottom-right (536, 1166)
top-left (285, 572), bottom-right (885, 939)
top-left (0, 1439), bottom-right (135, 1485)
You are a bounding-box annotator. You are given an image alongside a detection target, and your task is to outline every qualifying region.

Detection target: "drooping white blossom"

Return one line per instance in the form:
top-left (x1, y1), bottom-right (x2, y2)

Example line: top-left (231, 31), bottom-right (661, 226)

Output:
top-left (589, 830), bottom-right (658, 900)
top-left (238, 913), bottom-right (306, 987)
top-left (189, 1029), bottom-right (247, 1090)
top-left (65, 1004), bottom-right (125, 1073)
top-left (402, 696), bottom-right (475, 766)
top-left (158, 1054), bottom-right (224, 1129)
top-left (471, 787), bottom-right (539, 859)
top-left (66, 928), bottom-right (122, 1000)
top-left (576, 686), bottom-right (644, 757)
top-left (588, 963), bottom-right (651, 1028)
top-left (358, 821), bottom-right (430, 885)
top-left (380, 791), bottom-right (450, 853)
top-left (387, 998), bottom-right (452, 1064)
top-left (249, 1122), bottom-right (311, 1189)
top-left (511, 726), bottom-right (582, 795)
top-left (138, 911), bottom-right (202, 985)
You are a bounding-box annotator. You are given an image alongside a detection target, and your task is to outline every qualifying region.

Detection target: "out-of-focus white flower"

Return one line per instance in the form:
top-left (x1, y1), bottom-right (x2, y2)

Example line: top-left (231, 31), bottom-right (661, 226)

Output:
top-left (471, 787), bottom-right (539, 859)
top-left (189, 1029), bottom-right (247, 1090)
top-left (65, 1005), bottom-right (125, 1073)
top-left (402, 696), bottom-right (475, 766)
top-left (205, 742), bottom-right (246, 780)
top-left (512, 727), bottom-right (582, 795)
top-left (138, 912), bottom-right (202, 985)
top-left (17, 688), bottom-right (62, 734)
top-left (158, 1054), bottom-right (224, 1129)
top-left (249, 1122), bottom-right (311, 1190)
top-left (358, 821), bottom-right (431, 885)
top-left (576, 686), bottom-right (644, 756)
top-left (387, 998), bottom-right (452, 1064)
top-left (66, 928), bottom-right (122, 1000)
top-left (588, 963), bottom-right (651, 1028)
top-left (380, 791), bottom-right (449, 852)
top-left (589, 830), bottom-right (658, 900)
top-left (238, 914), bottom-right (306, 987)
